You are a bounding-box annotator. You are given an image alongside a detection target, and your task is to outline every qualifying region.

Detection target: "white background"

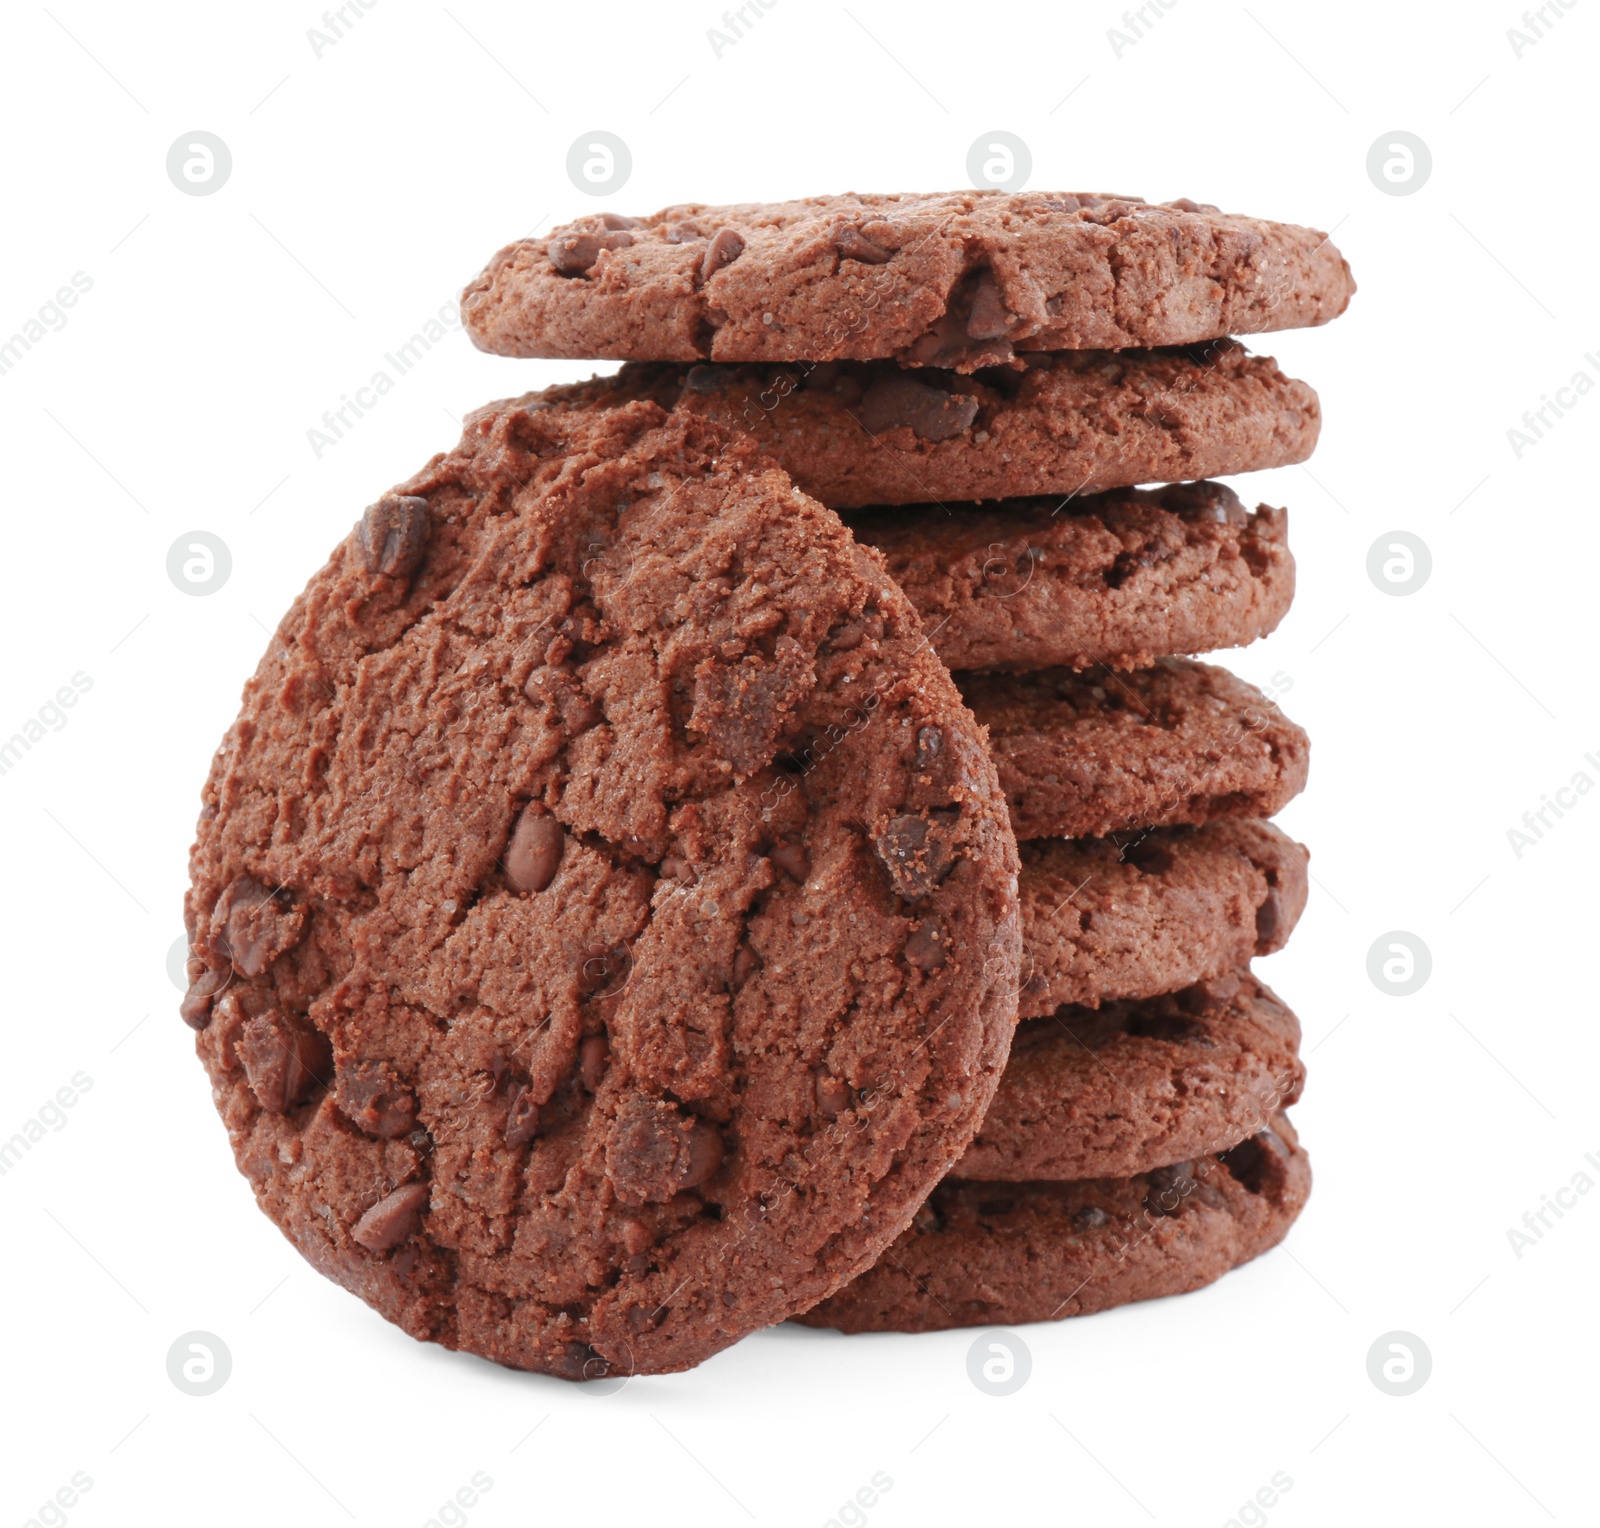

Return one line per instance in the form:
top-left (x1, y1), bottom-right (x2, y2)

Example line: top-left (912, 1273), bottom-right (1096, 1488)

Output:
top-left (2, 1), bottom-right (1595, 1524)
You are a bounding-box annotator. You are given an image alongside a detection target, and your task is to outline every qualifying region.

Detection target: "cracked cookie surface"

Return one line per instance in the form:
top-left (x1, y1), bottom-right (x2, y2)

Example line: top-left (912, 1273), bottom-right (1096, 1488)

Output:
top-left (462, 192), bottom-right (1354, 367)
top-left (522, 342), bottom-right (1320, 508)
top-left (844, 480), bottom-right (1294, 673)
top-left (798, 1113), bottom-right (1309, 1333)
top-left (181, 398), bottom-right (1020, 1378)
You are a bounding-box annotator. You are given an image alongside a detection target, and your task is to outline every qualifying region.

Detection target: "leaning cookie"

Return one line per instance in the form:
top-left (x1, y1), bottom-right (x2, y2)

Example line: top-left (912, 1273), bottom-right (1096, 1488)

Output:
top-left (959, 971), bottom-right (1304, 1182)
top-left (462, 192), bottom-right (1354, 367)
top-left (845, 481), bottom-right (1293, 673)
top-left (527, 342), bottom-right (1320, 509)
top-left (796, 1116), bottom-right (1309, 1334)
top-left (1018, 819), bottom-right (1307, 1016)
top-left (962, 658), bottom-right (1308, 842)
top-left (181, 397), bottom-right (1021, 1379)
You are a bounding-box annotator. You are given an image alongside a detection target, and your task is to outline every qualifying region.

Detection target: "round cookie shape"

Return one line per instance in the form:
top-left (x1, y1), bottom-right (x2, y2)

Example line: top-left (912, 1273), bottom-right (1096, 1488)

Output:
top-left (797, 1115), bottom-right (1309, 1334)
top-left (959, 970), bottom-right (1304, 1181)
top-left (843, 481), bottom-right (1294, 674)
top-left (181, 398), bottom-right (1021, 1379)
top-left (962, 658), bottom-right (1309, 842)
top-left (461, 192), bottom-right (1355, 369)
top-left (525, 342), bottom-right (1321, 509)
top-left (1017, 819), bottom-right (1308, 1016)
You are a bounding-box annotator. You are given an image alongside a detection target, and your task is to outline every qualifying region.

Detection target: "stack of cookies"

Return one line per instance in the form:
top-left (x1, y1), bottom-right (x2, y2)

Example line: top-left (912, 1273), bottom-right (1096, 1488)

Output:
top-left (182, 193), bottom-right (1351, 1377)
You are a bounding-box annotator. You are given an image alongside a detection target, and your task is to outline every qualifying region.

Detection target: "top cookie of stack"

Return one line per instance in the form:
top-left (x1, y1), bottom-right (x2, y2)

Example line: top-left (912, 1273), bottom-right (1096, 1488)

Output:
top-left (462, 191), bottom-right (1353, 364)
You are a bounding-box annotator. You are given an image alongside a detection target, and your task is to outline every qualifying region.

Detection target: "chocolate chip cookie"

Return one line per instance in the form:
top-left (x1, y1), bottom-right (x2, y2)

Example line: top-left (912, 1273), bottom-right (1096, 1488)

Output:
top-left (1018, 819), bottom-right (1307, 1016)
top-left (181, 398), bottom-right (1021, 1379)
top-left (525, 341), bottom-right (1320, 509)
top-left (959, 970), bottom-right (1303, 1181)
top-left (462, 193), bottom-right (1354, 367)
top-left (962, 658), bottom-right (1308, 842)
top-left (845, 481), bottom-right (1293, 673)
top-left (797, 1115), bottom-right (1309, 1333)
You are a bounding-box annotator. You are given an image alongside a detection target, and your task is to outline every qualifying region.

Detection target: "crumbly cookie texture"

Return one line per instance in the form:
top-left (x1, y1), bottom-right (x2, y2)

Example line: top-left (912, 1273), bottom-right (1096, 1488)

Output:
top-left (961, 657), bottom-right (1308, 842)
top-left (181, 398), bottom-right (1021, 1379)
top-left (523, 341), bottom-right (1320, 509)
top-left (797, 1114), bottom-right (1309, 1333)
top-left (845, 481), bottom-right (1294, 673)
top-left (958, 970), bottom-right (1304, 1181)
top-left (462, 192), bottom-right (1354, 368)
top-left (1016, 818), bottom-right (1307, 1016)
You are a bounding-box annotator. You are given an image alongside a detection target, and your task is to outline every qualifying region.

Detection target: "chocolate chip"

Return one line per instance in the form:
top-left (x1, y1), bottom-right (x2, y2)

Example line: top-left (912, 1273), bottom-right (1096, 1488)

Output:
top-left (1255, 889), bottom-right (1282, 949)
top-left (504, 804), bottom-right (565, 894)
top-left (212, 875), bottom-right (306, 979)
top-left (698, 227), bottom-right (745, 284)
top-left (351, 1181), bottom-right (430, 1252)
top-left (834, 227), bottom-right (892, 264)
top-left (604, 1095), bottom-right (708, 1206)
top-left (769, 842), bottom-right (809, 883)
top-left (912, 1201), bottom-right (943, 1234)
top-left (1167, 197), bottom-right (1219, 214)
top-left (548, 227), bottom-right (634, 275)
top-left (858, 375), bottom-right (979, 442)
top-left (504, 1083), bottom-right (540, 1147)
top-left (357, 494), bottom-right (430, 580)
top-left (336, 1059), bottom-right (416, 1139)
top-left (1124, 837), bottom-right (1175, 876)
top-left (731, 944), bottom-right (760, 987)
top-left (659, 855), bottom-right (691, 881)
top-left (1144, 1162), bottom-right (1196, 1216)
top-left (684, 364), bottom-right (725, 393)
top-left (599, 213), bottom-right (641, 230)
top-left (237, 1010), bottom-right (330, 1114)
top-left (580, 1034), bottom-right (610, 1092)
top-left (814, 1069), bottom-right (851, 1118)
top-left (914, 726), bottom-right (943, 772)
top-left (681, 1121), bottom-right (724, 1190)
top-left (965, 271), bottom-right (1010, 340)
top-left (903, 915), bottom-right (948, 970)
top-left (1162, 480), bottom-right (1245, 524)
top-left (1071, 1204), bottom-right (1109, 1230)
top-left (873, 812), bottom-right (960, 900)
top-left (664, 221), bottom-right (704, 244)
top-left (179, 966), bottom-right (228, 1030)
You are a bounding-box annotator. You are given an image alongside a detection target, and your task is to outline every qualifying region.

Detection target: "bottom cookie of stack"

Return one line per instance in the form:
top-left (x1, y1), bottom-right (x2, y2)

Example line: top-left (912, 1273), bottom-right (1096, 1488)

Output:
top-left (797, 1114), bottom-right (1308, 1334)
